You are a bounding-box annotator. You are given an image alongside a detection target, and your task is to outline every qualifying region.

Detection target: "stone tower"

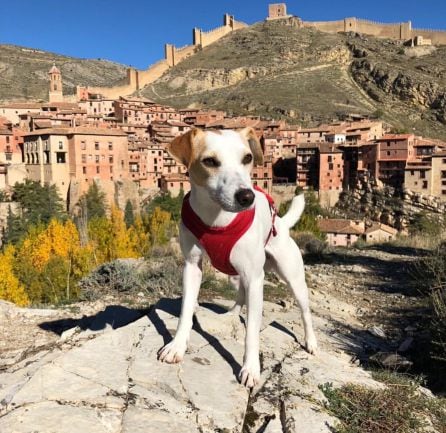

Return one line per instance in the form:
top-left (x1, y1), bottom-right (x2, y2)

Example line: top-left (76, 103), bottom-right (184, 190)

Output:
top-left (48, 64), bottom-right (63, 102)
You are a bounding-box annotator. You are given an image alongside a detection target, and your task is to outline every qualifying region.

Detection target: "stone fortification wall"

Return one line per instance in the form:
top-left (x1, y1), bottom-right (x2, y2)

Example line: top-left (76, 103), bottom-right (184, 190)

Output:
top-left (80, 14), bottom-right (247, 99)
top-left (303, 16), bottom-right (446, 45)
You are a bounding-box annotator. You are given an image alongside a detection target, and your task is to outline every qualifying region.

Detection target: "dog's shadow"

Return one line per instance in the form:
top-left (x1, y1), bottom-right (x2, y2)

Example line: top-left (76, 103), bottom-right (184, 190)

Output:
top-left (150, 298), bottom-right (243, 377)
top-left (39, 298), bottom-right (301, 381)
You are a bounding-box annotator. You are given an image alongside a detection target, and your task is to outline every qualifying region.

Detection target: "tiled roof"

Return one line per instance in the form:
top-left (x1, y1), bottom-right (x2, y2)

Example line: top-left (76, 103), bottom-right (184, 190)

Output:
top-left (365, 223), bottom-right (397, 236)
top-left (318, 219), bottom-right (364, 235)
top-left (24, 126), bottom-right (127, 137)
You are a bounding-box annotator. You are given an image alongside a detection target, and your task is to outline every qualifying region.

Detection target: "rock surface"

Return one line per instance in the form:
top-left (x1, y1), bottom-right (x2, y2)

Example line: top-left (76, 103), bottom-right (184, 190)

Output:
top-left (0, 297), bottom-right (382, 433)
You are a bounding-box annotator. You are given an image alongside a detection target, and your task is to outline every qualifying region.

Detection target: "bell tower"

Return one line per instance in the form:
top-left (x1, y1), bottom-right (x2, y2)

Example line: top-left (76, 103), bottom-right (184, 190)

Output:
top-left (48, 64), bottom-right (63, 102)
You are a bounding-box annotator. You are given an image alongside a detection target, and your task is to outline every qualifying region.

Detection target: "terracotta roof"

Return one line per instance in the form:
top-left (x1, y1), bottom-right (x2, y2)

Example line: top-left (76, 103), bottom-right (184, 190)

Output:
top-left (0, 103), bottom-right (41, 109)
top-left (24, 126), bottom-right (127, 137)
top-left (48, 65), bottom-right (60, 74)
top-left (318, 219), bottom-right (364, 235)
top-left (319, 143), bottom-right (342, 153)
top-left (377, 134), bottom-right (414, 141)
top-left (365, 223), bottom-right (397, 236)
top-left (432, 151), bottom-right (446, 157)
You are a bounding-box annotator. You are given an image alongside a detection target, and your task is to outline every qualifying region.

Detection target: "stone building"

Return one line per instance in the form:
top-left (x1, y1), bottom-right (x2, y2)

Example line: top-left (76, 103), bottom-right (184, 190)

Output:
top-left (48, 65), bottom-right (64, 103)
top-left (318, 143), bottom-right (344, 206)
top-left (23, 127), bottom-right (129, 204)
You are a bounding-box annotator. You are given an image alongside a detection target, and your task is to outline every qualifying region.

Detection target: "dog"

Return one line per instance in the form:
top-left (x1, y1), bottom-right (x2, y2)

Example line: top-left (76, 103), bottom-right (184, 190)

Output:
top-left (158, 127), bottom-right (317, 388)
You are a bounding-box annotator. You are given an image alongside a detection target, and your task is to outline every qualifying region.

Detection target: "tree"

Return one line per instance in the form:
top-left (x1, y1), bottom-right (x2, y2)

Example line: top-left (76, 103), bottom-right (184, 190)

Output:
top-left (9, 180), bottom-right (66, 243)
top-left (16, 219), bottom-right (93, 303)
top-left (145, 191), bottom-right (184, 222)
top-left (77, 182), bottom-right (107, 221)
top-left (148, 207), bottom-right (172, 245)
top-left (0, 245), bottom-right (29, 306)
top-left (279, 188), bottom-right (325, 239)
top-left (88, 207), bottom-right (139, 263)
top-left (124, 200), bottom-right (135, 228)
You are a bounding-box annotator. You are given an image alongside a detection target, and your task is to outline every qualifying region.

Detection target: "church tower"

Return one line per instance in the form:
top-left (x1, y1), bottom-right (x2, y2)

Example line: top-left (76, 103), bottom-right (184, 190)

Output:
top-left (48, 64), bottom-right (63, 102)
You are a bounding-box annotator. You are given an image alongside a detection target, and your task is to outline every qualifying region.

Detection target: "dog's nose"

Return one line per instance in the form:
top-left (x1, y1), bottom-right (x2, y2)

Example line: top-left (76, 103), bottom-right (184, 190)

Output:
top-left (235, 188), bottom-right (255, 207)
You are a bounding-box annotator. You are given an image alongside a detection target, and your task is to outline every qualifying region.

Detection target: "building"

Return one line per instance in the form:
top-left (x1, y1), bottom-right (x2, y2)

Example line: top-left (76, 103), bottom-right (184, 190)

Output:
top-left (23, 127), bottom-right (129, 203)
top-left (318, 219), bottom-right (365, 247)
top-left (318, 143), bottom-right (344, 207)
top-left (48, 65), bottom-right (64, 103)
top-left (376, 134), bottom-right (416, 187)
top-left (365, 223), bottom-right (398, 243)
top-left (0, 122), bottom-right (26, 189)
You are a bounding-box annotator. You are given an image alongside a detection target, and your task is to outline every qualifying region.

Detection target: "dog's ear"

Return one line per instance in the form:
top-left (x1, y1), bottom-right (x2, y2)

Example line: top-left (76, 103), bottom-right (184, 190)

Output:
top-left (240, 127), bottom-right (264, 166)
top-left (168, 128), bottom-right (203, 167)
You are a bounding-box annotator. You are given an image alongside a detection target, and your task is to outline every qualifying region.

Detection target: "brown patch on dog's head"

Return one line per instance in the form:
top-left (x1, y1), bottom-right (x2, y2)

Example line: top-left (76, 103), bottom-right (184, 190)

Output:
top-left (239, 127), bottom-right (264, 166)
top-left (168, 128), bottom-right (204, 168)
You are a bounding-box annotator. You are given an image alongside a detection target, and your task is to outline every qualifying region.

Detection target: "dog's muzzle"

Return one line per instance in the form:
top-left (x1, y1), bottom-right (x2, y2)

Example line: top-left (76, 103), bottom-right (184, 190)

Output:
top-left (234, 188), bottom-right (255, 208)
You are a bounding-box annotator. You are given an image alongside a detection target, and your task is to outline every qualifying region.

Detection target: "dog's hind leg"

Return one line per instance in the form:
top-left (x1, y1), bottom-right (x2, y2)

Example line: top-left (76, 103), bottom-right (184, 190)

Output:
top-left (270, 238), bottom-right (317, 354)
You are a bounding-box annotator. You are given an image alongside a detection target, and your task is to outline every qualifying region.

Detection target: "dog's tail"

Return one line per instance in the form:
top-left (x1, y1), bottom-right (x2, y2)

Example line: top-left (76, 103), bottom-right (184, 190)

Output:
top-left (281, 194), bottom-right (305, 230)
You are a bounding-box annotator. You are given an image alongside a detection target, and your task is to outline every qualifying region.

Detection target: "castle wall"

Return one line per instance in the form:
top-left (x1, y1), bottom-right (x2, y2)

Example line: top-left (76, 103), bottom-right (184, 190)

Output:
top-left (412, 28), bottom-right (446, 45)
top-left (137, 60), bottom-right (170, 87)
top-left (303, 16), bottom-right (446, 46)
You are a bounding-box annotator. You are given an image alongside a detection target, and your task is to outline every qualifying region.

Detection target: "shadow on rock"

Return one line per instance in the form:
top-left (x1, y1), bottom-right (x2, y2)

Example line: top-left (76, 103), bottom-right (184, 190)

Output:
top-left (39, 305), bottom-right (150, 335)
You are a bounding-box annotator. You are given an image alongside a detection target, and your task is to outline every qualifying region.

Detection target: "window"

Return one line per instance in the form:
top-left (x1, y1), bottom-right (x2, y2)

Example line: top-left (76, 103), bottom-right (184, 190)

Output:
top-left (96, 166), bottom-right (100, 174)
top-left (81, 154), bottom-right (86, 163)
top-left (82, 166), bottom-right (86, 174)
top-left (420, 171), bottom-right (426, 179)
top-left (109, 155), bottom-right (114, 164)
top-left (95, 142), bottom-right (99, 150)
top-left (108, 142), bottom-right (113, 151)
top-left (422, 181), bottom-right (428, 189)
top-left (441, 171), bottom-right (446, 179)
top-left (56, 152), bottom-right (66, 163)
top-left (58, 141), bottom-right (63, 149)
top-left (328, 163), bottom-right (334, 170)
top-left (387, 151), bottom-right (391, 156)
top-left (81, 141), bottom-right (86, 150)
top-left (442, 190), bottom-right (446, 195)
top-left (410, 170), bottom-right (414, 176)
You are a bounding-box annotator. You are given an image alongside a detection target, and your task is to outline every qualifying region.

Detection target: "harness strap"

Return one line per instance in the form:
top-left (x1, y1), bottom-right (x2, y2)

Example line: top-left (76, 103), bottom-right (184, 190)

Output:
top-left (253, 185), bottom-right (278, 245)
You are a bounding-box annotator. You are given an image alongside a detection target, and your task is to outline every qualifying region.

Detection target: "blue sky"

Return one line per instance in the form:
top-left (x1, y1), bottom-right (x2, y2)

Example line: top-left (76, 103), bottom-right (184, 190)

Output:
top-left (1, 0), bottom-right (445, 69)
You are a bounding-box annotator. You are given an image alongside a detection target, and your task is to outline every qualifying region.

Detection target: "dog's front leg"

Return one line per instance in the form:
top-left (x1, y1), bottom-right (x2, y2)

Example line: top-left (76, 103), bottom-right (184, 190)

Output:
top-left (238, 270), bottom-right (264, 388)
top-left (158, 254), bottom-right (202, 363)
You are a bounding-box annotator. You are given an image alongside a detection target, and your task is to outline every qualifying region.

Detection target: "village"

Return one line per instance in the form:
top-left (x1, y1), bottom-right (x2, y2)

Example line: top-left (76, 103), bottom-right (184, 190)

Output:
top-left (0, 62), bottom-right (446, 247)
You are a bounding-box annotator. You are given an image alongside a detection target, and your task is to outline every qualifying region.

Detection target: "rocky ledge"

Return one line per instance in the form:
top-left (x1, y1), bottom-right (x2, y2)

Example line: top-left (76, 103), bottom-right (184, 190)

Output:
top-left (0, 296), bottom-right (383, 433)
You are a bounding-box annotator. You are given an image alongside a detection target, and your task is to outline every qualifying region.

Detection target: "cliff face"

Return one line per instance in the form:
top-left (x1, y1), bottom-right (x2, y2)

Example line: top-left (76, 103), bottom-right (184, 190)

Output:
top-left (335, 180), bottom-right (446, 230)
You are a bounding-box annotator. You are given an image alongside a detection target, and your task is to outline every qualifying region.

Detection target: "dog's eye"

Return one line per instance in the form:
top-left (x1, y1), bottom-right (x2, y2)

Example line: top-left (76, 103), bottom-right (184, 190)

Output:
top-left (202, 157), bottom-right (220, 167)
top-left (242, 154), bottom-right (253, 165)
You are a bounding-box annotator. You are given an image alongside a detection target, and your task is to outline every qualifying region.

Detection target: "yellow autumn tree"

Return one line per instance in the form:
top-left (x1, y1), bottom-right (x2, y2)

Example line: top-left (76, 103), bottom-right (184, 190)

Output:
top-left (0, 245), bottom-right (30, 306)
top-left (16, 219), bottom-right (93, 303)
top-left (130, 215), bottom-right (150, 257)
top-left (149, 207), bottom-right (172, 246)
top-left (88, 206), bottom-right (139, 263)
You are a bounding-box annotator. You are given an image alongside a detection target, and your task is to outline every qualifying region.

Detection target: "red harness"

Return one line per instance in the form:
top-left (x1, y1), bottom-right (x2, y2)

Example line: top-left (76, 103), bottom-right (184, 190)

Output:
top-left (181, 186), bottom-right (277, 275)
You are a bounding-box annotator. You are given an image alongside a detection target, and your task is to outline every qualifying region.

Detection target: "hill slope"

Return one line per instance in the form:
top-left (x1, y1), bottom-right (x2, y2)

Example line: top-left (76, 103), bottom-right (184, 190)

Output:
top-left (142, 20), bottom-right (446, 139)
top-left (0, 44), bottom-right (128, 101)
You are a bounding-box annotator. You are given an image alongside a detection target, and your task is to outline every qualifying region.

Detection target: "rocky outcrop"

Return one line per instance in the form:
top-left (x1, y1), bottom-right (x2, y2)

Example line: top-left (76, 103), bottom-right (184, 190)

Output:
top-left (336, 180), bottom-right (446, 229)
top-left (0, 297), bottom-right (383, 433)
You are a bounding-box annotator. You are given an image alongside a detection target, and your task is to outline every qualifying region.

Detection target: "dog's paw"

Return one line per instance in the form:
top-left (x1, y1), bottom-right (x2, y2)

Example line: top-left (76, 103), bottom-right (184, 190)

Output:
top-left (305, 334), bottom-right (318, 355)
top-left (157, 340), bottom-right (187, 364)
top-left (238, 361), bottom-right (260, 388)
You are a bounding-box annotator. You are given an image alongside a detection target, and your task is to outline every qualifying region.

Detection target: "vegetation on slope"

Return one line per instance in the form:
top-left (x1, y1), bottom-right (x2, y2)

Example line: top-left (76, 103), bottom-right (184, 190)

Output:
top-left (0, 44), bottom-right (127, 101)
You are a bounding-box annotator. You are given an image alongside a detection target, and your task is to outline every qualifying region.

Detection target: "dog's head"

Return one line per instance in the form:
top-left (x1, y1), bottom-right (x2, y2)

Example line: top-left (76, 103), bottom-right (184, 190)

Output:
top-left (168, 127), bottom-right (264, 212)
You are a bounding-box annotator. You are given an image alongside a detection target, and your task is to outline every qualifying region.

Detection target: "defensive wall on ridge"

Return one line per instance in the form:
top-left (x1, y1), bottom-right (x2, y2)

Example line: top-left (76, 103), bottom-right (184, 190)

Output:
top-left (79, 14), bottom-right (247, 100)
top-left (78, 6), bottom-right (446, 101)
top-left (302, 17), bottom-right (446, 45)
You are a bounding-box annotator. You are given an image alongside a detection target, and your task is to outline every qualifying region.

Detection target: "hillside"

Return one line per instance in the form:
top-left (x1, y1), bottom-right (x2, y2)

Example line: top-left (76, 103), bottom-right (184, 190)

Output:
top-left (142, 20), bottom-right (446, 139)
top-left (0, 44), bottom-right (128, 101)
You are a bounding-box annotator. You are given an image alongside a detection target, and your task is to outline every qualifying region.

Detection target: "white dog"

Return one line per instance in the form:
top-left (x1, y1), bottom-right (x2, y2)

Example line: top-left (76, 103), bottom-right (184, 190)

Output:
top-left (158, 127), bottom-right (317, 388)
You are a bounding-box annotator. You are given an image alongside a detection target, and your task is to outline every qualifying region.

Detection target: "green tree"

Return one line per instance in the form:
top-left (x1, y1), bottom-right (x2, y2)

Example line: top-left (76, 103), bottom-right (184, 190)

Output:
top-left (124, 200), bottom-right (135, 228)
top-left (3, 205), bottom-right (25, 246)
top-left (145, 191), bottom-right (184, 222)
top-left (77, 182), bottom-right (107, 221)
top-left (8, 180), bottom-right (66, 244)
top-left (279, 188), bottom-right (325, 239)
